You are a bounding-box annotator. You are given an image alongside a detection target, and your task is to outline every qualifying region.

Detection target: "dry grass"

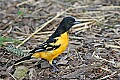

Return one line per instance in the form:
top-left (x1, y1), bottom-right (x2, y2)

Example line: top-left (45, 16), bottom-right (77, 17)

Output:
top-left (0, 0), bottom-right (120, 80)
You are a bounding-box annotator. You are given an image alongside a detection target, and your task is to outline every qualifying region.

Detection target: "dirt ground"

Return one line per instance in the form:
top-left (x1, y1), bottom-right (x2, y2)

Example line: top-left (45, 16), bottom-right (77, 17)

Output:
top-left (0, 0), bottom-right (120, 80)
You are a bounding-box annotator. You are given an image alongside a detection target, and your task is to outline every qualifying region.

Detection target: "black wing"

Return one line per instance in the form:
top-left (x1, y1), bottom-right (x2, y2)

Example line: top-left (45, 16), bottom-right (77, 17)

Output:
top-left (29, 38), bottom-right (61, 53)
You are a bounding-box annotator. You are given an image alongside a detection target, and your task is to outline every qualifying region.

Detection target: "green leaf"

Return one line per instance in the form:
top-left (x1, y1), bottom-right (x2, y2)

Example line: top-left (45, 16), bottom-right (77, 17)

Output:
top-left (18, 10), bottom-right (23, 15)
top-left (0, 36), bottom-right (21, 46)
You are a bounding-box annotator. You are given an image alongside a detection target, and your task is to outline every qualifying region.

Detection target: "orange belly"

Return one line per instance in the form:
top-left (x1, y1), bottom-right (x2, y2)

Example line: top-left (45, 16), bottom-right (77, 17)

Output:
top-left (32, 32), bottom-right (69, 62)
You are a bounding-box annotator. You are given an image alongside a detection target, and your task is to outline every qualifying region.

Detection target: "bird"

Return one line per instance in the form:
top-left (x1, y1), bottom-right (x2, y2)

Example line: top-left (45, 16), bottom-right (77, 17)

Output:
top-left (15, 17), bottom-right (80, 71)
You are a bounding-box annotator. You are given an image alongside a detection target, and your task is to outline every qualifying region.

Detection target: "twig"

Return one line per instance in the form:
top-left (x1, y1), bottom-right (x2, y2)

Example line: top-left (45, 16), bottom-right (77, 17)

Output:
top-left (105, 43), bottom-right (120, 49)
top-left (0, 52), bottom-right (6, 60)
top-left (99, 71), bottom-right (117, 80)
top-left (73, 21), bottom-right (95, 32)
top-left (93, 55), bottom-right (115, 64)
top-left (51, 0), bottom-right (70, 6)
top-left (17, 0), bottom-right (35, 7)
top-left (69, 36), bottom-right (84, 40)
top-left (11, 31), bottom-right (53, 36)
top-left (8, 72), bottom-right (17, 80)
top-left (100, 67), bottom-right (112, 72)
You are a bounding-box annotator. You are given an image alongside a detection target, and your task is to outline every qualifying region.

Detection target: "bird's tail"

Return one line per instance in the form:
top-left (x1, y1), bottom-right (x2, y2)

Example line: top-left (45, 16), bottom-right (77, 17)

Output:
top-left (15, 54), bottom-right (33, 64)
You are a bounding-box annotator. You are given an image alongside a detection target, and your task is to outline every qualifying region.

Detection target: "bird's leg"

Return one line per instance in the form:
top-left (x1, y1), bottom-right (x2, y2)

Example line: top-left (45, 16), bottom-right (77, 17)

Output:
top-left (49, 60), bottom-right (59, 72)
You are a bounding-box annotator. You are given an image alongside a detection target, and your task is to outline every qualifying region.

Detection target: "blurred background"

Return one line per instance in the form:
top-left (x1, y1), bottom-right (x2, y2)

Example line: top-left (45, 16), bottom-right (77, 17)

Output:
top-left (0, 0), bottom-right (120, 80)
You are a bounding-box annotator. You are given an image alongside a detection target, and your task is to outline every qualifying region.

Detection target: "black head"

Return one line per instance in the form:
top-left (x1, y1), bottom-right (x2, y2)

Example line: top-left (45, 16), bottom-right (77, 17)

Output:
top-left (50, 17), bottom-right (80, 38)
top-left (58, 17), bottom-right (79, 31)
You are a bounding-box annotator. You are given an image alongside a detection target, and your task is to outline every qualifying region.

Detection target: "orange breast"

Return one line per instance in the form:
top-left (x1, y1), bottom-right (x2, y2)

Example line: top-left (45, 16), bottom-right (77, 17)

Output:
top-left (32, 32), bottom-right (69, 61)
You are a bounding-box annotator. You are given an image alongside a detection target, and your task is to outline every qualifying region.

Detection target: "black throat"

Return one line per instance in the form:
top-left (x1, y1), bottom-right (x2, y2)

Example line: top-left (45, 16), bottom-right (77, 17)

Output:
top-left (50, 25), bottom-right (67, 38)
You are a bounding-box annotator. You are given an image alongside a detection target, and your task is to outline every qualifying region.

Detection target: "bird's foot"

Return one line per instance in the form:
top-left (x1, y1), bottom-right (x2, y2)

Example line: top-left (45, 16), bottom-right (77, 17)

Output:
top-left (50, 64), bottom-right (59, 72)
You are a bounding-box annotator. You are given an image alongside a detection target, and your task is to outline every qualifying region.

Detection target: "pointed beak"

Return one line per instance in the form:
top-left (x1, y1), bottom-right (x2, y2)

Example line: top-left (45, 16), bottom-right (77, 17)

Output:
top-left (73, 21), bottom-right (80, 25)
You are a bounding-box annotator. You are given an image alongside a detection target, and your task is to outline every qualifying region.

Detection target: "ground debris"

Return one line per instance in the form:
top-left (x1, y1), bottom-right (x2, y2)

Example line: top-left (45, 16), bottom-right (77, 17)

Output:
top-left (0, 0), bottom-right (120, 80)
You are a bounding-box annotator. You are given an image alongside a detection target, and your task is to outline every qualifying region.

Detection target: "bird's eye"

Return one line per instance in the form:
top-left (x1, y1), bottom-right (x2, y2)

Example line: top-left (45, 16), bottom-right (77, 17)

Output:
top-left (69, 21), bottom-right (72, 23)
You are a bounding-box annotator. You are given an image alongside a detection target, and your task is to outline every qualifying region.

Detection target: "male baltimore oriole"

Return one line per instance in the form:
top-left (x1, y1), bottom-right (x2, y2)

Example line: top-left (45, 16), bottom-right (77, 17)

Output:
top-left (15, 17), bottom-right (80, 71)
